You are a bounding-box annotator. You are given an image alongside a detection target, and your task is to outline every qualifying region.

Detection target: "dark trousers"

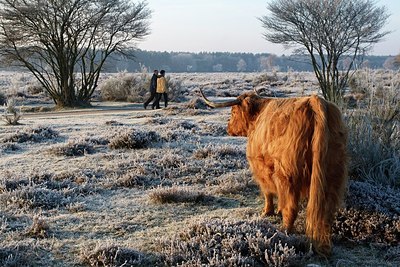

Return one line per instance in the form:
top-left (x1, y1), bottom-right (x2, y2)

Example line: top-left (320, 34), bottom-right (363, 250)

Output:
top-left (144, 91), bottom-right (156, 108)
top-left (152, 93), bottom-right (168, 109)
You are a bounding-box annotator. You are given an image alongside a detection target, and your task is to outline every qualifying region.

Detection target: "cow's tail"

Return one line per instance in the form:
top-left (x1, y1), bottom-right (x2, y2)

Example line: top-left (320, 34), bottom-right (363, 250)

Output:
top-left (306, 95), bottom-right (331, 256)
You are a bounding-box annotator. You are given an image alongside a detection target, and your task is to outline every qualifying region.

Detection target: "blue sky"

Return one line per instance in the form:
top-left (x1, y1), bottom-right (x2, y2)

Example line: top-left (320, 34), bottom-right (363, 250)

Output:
top-left (138, 0), bottom-right (400, 56)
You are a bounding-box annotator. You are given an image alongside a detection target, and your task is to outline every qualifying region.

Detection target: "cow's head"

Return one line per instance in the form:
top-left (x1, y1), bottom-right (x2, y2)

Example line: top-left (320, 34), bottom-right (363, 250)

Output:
top-left (200, 89), bottom-right (265, 137)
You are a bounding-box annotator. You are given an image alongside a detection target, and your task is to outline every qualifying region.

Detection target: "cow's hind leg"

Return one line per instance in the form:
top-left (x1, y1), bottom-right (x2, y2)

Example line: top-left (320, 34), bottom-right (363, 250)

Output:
top-left (261, 192), bottom-right (275, 216)
top-left (276, 176), bottom-right (300, 233)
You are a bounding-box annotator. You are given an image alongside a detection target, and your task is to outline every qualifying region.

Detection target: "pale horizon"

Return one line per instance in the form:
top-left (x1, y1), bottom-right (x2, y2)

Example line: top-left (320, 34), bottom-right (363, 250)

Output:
top-left (139, 0), bottom-right (400, 56)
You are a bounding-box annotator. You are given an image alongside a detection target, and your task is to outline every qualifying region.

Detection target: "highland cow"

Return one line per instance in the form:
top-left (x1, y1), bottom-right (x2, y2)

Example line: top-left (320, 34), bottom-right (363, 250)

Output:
top-left (201, 90), bottom-right (348, 256)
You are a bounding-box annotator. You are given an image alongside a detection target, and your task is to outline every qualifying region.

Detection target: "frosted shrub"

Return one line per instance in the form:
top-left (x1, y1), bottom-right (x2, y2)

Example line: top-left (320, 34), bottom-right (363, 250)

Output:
top-left (2, 98), bottom-right (22, 125)
top-left (100, 71), bottom-right (149, 102)
top-left (1, 126), bottom-right (59, 143)
top-left (80, 244), bottom-right (149, 267)
top-left (148, 185), bottom-right (208, 204)
top-left (157, 218), bottom-right (310, 266)
top-left (345, 70), bottom-right (399, 187)
top-left (166, 76), bottom-right (187, 102)
top-left (108, 128), bottom-right (160, 149)
top-left (47, 141), bottom-right (94, 157)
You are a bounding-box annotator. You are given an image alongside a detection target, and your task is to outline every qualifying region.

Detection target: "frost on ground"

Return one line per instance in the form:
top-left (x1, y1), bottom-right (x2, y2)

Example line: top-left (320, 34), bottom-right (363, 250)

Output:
top-left (0, 72), bottom-right (399, 266)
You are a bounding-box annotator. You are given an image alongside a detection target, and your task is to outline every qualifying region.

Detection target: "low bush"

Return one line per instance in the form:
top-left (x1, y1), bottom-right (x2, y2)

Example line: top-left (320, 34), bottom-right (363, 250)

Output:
top-left (0, 185), bottom-right (70, 209)
top-left (148, 185), bottom-right (209, 204)
top-left (1, 126), bottom-right (59, 143)
top-left (156, 218), bottom-right (311, 266)
top-left (99, 71), bottom-right (149, 102)
top-left (80, 244), bottom-right (150, 267)
top-left (109, 128), bottom-right (160, 149)
top-left (2, 98), bottom-right (22, 125)
top-left (47, 141), bottom-right (94, 157)
top-left (345, 70), bottom-right (399, 188)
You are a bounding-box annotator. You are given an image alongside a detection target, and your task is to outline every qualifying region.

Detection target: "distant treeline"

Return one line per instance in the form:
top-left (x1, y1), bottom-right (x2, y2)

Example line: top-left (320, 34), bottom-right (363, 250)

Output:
top-left (103, 49), bottom-right (395, 73)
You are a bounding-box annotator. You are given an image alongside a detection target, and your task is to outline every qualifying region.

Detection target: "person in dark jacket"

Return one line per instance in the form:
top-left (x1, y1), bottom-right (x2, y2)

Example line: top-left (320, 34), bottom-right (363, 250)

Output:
top-left (143, 69), bottom-right (158, 109)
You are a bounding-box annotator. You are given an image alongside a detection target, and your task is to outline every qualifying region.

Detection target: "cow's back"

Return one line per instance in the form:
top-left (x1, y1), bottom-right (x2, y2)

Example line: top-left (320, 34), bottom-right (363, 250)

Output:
top-left (246, 97), bottom-right (315, 198)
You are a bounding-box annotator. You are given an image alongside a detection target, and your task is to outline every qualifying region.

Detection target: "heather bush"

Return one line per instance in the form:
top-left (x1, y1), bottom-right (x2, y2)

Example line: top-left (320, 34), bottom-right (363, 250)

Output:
top-left (47, 141), bottom-right (94, 157)
top-left (0, 184), bottom-right (70, 209)
top-left (156, 218), bottom-right (311, 266)
top-left (148, 185), bottom-right (209, 204)
top-left (108, 128), bottom-right (160, 149)
top-left (1, 126), bottom-right (59, 143)
top-left (80, 244), bottom-right (150, 267)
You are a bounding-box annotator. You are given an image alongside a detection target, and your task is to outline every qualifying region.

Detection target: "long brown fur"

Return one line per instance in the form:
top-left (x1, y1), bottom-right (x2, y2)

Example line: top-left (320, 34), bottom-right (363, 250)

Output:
top-left (227, 92), bottom-right (348, 256)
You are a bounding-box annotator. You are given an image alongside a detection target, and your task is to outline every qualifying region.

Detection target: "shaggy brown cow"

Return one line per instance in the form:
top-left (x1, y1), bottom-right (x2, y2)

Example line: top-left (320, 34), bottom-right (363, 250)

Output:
top-left (201, 90), bottom-right (348, 256)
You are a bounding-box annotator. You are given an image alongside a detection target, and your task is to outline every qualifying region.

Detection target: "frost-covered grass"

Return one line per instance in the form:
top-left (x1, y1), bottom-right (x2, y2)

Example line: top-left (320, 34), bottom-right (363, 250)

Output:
top-left (0, 71), bottom-right (399, 266)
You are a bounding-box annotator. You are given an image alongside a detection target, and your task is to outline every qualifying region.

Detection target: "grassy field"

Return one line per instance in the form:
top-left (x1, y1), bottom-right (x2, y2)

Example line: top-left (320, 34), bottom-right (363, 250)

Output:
top-left (0, 71), bottom-right (399, 266)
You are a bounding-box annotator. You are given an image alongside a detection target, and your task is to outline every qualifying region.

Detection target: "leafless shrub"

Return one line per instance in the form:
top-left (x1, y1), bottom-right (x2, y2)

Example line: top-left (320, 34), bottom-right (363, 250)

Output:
top-left (47, 141), bottom-right (94, 157)
top-left (24, 216), bottom-right (50, 239)
top-left (156, 218), bottom-right (311, 266)
top-left (253, 72), bottom-right (279, 86)
top-left (1, 126), bottom-right (59, 143)
top-left (109, 128), bottom-right (160, 149)
top-left (345, 72), bottom-right (399, 188)
top-left (166, 76), bottom-right (187, 102)
top-left (99, 71), bottom-right (149, 102)
top-left (2, 98), bottom-right (22, 125)
top-left (26, 83), bottom-right (44, 95)
top-left (148, 185), bottom-right (209, 204)
top-left (80, 243), bottom-right (149, 267)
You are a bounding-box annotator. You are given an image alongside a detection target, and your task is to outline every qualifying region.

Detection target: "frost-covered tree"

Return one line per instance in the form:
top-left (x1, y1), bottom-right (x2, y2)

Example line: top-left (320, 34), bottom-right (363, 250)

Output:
top-left (0, 0), bottom-right (151, 107)
top-left (260, 0), bottom-right (390, 103)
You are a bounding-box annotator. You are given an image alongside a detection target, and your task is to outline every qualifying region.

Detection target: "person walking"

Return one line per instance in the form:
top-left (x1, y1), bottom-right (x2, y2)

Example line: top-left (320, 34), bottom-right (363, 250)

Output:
top-left (143, 69), bottom-right (158, 109)
top-left (152, 70), bottom-right (168, 109)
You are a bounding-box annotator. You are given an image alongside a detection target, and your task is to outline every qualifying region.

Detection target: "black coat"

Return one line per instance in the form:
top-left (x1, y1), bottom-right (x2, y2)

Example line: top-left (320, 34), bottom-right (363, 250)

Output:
top-left (150, 74), bottom-right (158, 93)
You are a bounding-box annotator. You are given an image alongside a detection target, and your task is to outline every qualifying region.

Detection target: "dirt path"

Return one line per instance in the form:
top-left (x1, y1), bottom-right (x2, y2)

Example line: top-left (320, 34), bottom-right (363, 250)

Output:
top-left (21, 103), bottom-right (156, 118)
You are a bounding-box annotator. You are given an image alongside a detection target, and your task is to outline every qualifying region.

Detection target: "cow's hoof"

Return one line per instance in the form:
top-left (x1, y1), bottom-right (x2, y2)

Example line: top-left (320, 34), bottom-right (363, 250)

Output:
top-left (261, 209), bottom-right (275, 217)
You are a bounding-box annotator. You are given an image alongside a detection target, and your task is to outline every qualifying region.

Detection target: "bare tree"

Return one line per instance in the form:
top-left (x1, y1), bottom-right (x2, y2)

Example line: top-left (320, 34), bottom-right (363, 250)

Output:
top-left (260, 0), bottom-right (390, 103)
top-left (0, 0), bottom-right (151, 107)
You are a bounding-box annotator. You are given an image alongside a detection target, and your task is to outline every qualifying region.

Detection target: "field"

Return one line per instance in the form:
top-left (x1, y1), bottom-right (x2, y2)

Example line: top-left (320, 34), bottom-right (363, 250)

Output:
top-left (0, 71), bottom-right (399, 266)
